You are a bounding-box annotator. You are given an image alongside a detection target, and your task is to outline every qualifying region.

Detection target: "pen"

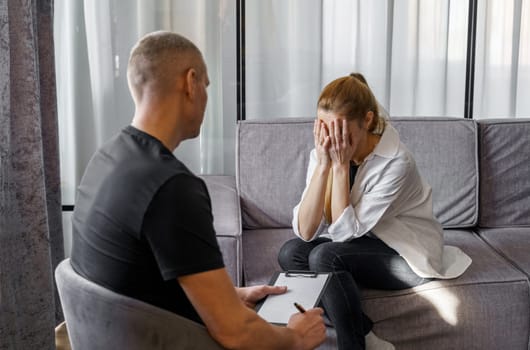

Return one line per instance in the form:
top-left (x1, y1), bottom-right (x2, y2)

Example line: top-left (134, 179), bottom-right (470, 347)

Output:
top-left (294, 302), bottom-right (306, 313)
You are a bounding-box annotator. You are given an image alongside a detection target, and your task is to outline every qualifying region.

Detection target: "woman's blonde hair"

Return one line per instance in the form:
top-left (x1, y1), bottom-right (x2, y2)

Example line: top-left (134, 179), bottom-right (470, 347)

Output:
top-left (317, 73), bottom-right (386, 135)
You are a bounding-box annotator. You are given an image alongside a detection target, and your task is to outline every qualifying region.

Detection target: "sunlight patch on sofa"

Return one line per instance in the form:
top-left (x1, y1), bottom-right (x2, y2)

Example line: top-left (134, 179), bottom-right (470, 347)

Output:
top-left (418, 288), bottom-right (461, 326)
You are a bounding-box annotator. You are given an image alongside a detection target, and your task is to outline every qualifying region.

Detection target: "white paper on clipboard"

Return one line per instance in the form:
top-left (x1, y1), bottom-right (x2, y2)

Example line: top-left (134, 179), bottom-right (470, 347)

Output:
top-left (255, 271), bottom-right (331, 325)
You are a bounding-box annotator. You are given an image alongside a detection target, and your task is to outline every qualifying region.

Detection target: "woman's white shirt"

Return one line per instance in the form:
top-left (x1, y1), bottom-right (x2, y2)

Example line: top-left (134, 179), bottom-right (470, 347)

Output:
top-left (292, 124), bottom-right (472, 279)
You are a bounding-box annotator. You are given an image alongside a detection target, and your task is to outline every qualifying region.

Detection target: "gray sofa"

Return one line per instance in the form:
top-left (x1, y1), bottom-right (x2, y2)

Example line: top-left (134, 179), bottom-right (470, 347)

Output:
top-left (203, 117), bottom-right (530, 350)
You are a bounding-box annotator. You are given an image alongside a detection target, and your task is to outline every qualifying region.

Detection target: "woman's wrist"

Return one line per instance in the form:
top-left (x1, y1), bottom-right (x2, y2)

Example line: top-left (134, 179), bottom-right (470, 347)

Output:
top-left (315, 162), bottom-right (331, 174)
top-left (331, 162), bottom-right (349, 173)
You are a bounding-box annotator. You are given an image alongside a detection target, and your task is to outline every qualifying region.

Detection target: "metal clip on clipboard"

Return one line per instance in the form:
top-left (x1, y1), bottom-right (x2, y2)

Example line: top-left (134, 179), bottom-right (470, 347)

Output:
top-left (285, 270), bottom-right (318, 278)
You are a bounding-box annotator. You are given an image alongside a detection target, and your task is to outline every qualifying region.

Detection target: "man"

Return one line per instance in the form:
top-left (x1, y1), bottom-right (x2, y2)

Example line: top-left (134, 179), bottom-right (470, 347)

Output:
top-left (70, 31), bottom-right (326, 349)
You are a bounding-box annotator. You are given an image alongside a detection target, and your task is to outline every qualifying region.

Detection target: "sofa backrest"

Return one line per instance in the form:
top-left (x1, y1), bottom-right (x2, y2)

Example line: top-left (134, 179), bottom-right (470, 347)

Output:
top-left (237, 117), bottom-right (479, 229)
top-left (392, 117), bottom-right (478, 228)
top-left (237, 118), bottom-right (314, 229)
top-left (478, 119), bottom-right (530, 227)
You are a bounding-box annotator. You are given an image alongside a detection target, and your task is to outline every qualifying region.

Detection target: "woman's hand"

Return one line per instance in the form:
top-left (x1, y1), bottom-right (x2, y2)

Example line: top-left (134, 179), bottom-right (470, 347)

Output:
top-left (236, 285), bottom-right (288, 309)
top-left (314, 119), bottom-right (331, 169)
top-left (329, 118), bottom-right (354, 167)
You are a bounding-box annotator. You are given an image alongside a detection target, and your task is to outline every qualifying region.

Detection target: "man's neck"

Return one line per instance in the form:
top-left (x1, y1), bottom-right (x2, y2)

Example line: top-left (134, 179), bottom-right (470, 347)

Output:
top-left (131, 112), bottom-right (183, 151)
top-left (131, 94), bottom-right (187, 151)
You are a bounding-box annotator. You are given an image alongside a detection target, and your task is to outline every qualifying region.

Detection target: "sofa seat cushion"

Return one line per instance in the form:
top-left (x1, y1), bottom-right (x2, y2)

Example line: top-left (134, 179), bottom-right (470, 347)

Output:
top-left (477, 227), bottom-right (530, 278)
top-left (362, 229), bottom-right (529, 349)
top-left (243, 229), bottom-right (529, 349)
top-left (242, 229), bottom-right (293, 286)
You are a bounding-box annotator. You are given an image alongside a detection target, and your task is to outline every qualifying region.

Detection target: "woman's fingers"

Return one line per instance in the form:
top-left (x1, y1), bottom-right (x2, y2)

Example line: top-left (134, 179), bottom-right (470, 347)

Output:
top-left (334, 119), bottom-right (342, 144)
top-left (315, 118), bottom-right (354, 166)
top-left (314, 119), bottom-right (331, 168)
top-left (328, 118), bottom-right (355, 165)
top-left (320, 121), bottom-right (330, 145)
top-left (342, 119), bottom-right (349, 146)
top-left (322, 134), bottom-right (330, 148)
top-left (329, 120), bottom-right (337, 149)
top-left (313, 119), bottom-right (320, 144)
top-left (314, 119), bottom-right (322, 138)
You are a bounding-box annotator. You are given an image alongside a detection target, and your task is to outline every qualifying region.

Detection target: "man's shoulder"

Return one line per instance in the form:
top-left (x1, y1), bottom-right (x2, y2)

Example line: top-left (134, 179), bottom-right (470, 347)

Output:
top-left (96, 128), bottom-right (188, 175)
top-left (157, 170), bottom-right (208, 199)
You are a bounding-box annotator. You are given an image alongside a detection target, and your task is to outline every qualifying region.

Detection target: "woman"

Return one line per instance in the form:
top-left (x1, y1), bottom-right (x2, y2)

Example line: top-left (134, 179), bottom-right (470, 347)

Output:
top-left (278, 74), bottom-right (472, 349)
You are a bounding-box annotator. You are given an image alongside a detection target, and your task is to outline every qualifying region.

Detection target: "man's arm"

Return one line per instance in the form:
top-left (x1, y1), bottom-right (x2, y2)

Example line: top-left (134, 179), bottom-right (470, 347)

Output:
top-left (179, 268), bottom-right (326, 350)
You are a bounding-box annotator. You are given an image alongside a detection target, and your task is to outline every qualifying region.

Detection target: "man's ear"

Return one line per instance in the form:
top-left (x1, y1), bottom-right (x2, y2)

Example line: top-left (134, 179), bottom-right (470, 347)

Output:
top-left (184, 67), bottom-right (197, 99)
top-left (364, 111), bottom-right (374, 130)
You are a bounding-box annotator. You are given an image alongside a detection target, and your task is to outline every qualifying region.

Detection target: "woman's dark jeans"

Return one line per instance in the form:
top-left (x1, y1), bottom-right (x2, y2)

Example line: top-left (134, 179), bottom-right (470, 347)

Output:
top-left (278, 236), bottom-right (431, 350)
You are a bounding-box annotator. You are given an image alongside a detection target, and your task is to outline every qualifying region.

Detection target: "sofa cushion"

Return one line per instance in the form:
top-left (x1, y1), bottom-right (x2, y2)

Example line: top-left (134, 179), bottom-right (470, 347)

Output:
top-left (242, 228), bottom-right (293, 286)
top-left (361, 230), bottom-right (529, 349)
top-left (201, 175), bottom-right (242, 286)
top-left (201, 175), bottom-right (241, 237)
top-left (243, 229), bottom-right (530, 349)
top-left (217, 236), bottom-right (241, 286)
top-left (391, 117), bottom-right (478, 228)
top-left (237, 119), bottom-right (314, 229)
top-left (477, 227), bottom-right (530, 277)
top-left (477, 119), bottom-right (530, 227)
top-left (237, 117), bottom-right (478, 229)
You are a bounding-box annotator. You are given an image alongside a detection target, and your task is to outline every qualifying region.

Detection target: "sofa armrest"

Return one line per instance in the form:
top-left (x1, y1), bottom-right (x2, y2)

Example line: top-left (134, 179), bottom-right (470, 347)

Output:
top-left (200, 175), bottom-right (241, 238)
top-left (200, 175), bottom-right (242, 286)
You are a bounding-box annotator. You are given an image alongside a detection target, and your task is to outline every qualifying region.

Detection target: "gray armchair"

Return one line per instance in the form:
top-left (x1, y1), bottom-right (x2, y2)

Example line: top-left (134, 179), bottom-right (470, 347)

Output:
top-left (55, 259), bottom-right (225, 350)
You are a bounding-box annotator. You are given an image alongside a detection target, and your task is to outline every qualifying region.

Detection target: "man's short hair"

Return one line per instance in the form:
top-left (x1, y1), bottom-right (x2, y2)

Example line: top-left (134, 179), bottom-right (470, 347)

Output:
top-left (127, 31), bottom-right (202, 100)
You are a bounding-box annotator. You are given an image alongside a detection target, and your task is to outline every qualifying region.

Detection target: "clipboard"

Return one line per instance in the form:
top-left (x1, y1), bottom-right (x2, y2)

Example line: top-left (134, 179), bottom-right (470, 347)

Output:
top-left (255, 270), bottom-right (331, 325)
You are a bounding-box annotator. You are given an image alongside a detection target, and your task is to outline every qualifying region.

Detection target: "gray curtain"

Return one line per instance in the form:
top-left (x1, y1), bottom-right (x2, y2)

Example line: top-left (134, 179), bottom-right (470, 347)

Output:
top-left (0, 0), bottom-right (64, 349)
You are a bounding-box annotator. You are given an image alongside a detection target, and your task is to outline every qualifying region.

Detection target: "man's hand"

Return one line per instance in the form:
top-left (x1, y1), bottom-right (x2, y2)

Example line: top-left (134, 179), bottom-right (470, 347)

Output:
top-left (287, 307), bottom-right (327, 350)
top-left (236, 285), bottom-right (288, 309)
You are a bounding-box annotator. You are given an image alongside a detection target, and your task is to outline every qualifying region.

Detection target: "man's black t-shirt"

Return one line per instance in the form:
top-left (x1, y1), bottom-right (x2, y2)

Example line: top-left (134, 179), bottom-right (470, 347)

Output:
top-left (70, 126), bottom-right (225, 324)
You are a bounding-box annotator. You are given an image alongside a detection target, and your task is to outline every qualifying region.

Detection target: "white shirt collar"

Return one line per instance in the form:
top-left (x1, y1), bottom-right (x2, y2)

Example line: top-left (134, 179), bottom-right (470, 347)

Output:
top-left (366, 124), bottom-right (400, 161)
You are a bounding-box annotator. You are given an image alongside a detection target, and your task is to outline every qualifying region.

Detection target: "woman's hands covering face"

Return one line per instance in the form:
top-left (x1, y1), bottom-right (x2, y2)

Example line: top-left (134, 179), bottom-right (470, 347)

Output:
top-left (328, 118), bottom-right (354, 167)
top-left (313, 119), bottom-right (331, 168)
top-left (314, 118), bottom-right (354, 168)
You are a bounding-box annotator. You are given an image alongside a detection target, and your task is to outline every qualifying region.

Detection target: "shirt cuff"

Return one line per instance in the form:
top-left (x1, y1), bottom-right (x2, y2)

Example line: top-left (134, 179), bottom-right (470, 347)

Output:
top-left (327, 206), bottom-right (364, 242)
top-left (292, 204), bottom-right (328, 242)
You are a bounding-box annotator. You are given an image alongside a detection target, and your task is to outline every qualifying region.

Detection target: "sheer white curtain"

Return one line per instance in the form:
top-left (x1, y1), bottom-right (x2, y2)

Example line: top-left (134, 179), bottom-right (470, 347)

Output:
top-left (246, 0), bottom-right (469, 119)
top-left (386, 0), bottom-right (468, 116)
top-left (475, 0), bottom-right (530, 118)
top-left (54, 0), bottom-right (530, 202)
top-left (55, 0), bottom-right (237, 206)
top-left (245, 0), bottom-right (323, 119)
top-left (247, 0), bottom-right (529, 119)
top-left (321, 0), bottom-right (393, 112)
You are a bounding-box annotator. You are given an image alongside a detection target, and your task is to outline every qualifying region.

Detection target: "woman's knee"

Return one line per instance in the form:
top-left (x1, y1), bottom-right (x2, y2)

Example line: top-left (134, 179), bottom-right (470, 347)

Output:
top-left (277, 238), bottom-right (308, 269)
top-left (308, 242), bottom-right (342, 272)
